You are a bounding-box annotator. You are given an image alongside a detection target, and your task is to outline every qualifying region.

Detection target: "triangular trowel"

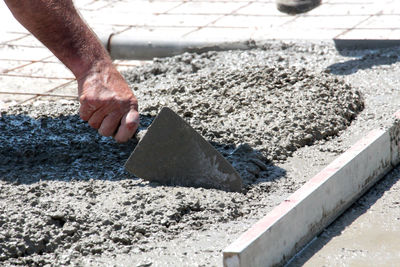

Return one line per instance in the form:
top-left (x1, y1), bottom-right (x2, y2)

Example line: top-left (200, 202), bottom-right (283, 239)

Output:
top-left (124, 107), bottom-right (243, 192)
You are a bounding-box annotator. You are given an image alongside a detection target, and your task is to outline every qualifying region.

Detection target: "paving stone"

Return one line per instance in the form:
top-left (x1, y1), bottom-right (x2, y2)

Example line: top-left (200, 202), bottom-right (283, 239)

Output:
top-left (0, 46), bottom-right (52, 61)
top-left (78, 0), bottom-right (111, 11)
top-left (83, 10), bottom-right (220, 28)
top-left (0, 76), bottom-right (71, 103)
top-left (82, 12), bottom-right (154, 26)
top-left (38, 80), bottom-right (77, 94)
top-left (212, 15), bottom-right (293, 28)
top-left (324, 0), bottom-right (376, 3)
top-left (184, 27), bottom-right (257, 41)
top-left (88, 24), bottom-right (131, 39)
top-left (306, 2), bottom-right (382, 16)
top-left (284, 15), bottom-right (370, 29)
top-left (168, 1), bottom-right (247, 14)
top-left (355, 14), bottom-right (400, 29)
top-left (381, 2), bottom-right (400, 14)
top-left (0, 32), bottom-right (27, 45)
top-left (6, 35), bottom-right (45, 47)
top-left (253, 26), bottom-right (343, 39)
top-left (0, 60), bottom-right (28, 74)
top-left (73, 0), bottom-right (94, 9)
top-left (234, 2), bottom-right (287, 16)
top-left (113, 27), bottom-right (196, 40)
top-left (0, 75), bottom-right (71, 92)
top-left (149, 14), bottom-right (221, 27)
top-left (104, 1), bottom-right (181, 15)
top-left (5, 62), bottom-right (74, 79)
top-left (28, 80), bottom-right (78, 103)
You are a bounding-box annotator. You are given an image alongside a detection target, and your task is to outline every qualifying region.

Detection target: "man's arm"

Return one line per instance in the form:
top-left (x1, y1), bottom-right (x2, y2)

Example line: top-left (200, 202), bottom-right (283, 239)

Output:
top-left (4, 0), bottom-right (139, 142)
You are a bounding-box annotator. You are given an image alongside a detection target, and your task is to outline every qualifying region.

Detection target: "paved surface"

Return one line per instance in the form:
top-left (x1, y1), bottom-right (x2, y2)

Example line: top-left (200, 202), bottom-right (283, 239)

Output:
top-left (0, 0), bottom-right (399, 107)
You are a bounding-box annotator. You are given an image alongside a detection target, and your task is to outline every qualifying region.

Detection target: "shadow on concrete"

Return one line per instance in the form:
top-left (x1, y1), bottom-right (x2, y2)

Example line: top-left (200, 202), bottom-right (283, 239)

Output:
top-left (0, 113), bottom-right (286, 189)
top-left (327, 39), bottom-right (400, 75)
top-left (334, 39), bottom-right (400, 52)
top-left (286, 165), bottom-right (400, 266)
top-left (0, 113), bottom-right (143, 184)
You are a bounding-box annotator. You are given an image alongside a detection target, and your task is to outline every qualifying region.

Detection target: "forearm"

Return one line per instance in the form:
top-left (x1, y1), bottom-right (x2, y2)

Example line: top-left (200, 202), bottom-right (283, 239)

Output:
top-left (4, 0), bottom-right (111, 83)
top-left (5, 0), bottom-right (140, 142)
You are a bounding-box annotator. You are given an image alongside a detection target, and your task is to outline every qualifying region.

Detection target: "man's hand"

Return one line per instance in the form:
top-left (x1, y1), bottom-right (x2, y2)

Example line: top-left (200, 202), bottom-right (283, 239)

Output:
top-left (5, 0), bottom-right (139, 142)
top-left (78, 61), bottom-right (139, 143)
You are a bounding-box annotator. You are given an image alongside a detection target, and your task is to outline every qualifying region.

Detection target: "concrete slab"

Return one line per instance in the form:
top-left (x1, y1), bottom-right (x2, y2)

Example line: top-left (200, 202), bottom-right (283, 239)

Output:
top-left (184, 27), bottom-right (257, 42)
top-left (125, 107), bottom-right (243, 192)
top-left (306, 2), bottom-right (382, 16)
top-left (234, 2), bottom-right (288, 16)
top-left (211, 15), bottom-right (292, 28)
top-left (5, 61), bottom-right (74, 79)
top-left (223, 111), bottom-right (400, 266)
top-left (284, 15), bottom-right (370, 30)
top-left (168, 1), bottom-right (246, 15)
top-left (0, 46), bottom-right (52, 61)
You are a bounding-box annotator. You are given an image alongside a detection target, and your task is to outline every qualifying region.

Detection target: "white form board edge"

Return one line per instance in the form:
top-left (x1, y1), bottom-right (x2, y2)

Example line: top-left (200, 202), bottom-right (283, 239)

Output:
top-left (223, 114), bottom-right (400, 267)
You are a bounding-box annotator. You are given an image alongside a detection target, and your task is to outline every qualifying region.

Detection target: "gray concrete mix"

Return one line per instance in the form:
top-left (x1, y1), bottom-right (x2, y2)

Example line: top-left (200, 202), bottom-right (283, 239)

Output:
top-left (1, 41), bottom-right (400, 266)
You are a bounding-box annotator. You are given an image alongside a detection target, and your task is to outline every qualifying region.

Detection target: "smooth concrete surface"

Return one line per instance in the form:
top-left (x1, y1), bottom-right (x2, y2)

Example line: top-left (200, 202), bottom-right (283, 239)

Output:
top-left (223, 119), bottom-right (400, 266)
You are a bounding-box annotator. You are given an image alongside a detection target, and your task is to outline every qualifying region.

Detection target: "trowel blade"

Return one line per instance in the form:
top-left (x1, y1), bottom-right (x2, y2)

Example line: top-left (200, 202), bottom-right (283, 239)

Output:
top-left (124, 107), bottom-right (242, 192)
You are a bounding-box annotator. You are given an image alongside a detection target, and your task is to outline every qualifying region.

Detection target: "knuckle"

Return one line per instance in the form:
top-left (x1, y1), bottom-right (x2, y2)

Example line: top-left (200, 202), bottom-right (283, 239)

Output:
top-left (79, 94), bottom-right (97, 107)
top-left (79, 94), bottom-right (89, 104)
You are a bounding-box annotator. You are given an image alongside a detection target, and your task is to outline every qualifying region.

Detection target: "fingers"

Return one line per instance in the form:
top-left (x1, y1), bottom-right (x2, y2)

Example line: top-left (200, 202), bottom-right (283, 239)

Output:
top-left (86, 108), bottom-right (139, 142)
top-left (77, 64), bottom-right (139, 142)
top-left (98, 112), bottom-right (122, 137)
top-left (88, 108), bottom-right (108, 129)
top-left (114, 109), bottom-right (140, 143)
top-left (81, 96), bottom-right (139, 142)
top-left (79, 95), bottom-right (98, 121)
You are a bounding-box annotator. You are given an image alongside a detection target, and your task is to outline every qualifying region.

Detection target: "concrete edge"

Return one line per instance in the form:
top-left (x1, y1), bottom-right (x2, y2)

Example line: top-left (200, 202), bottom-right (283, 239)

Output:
top-left (98, 33), bottom-right (400, 60)
top-left (98, 33), bottom-right (255, 60)
top-left (333, 39), bottom-right (400, 51)
top-left (223, 112), bottom-right (400, 267)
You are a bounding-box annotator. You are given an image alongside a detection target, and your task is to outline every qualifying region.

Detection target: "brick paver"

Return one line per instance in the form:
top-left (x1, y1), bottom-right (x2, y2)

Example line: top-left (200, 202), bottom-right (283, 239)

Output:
top-left (0, 0), bottom-right (398, 107)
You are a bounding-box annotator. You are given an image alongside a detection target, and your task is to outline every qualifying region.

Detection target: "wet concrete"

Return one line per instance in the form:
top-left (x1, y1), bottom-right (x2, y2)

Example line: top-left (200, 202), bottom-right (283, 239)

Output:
top-left (1, 41), bottom-right (400, 266)
top-left (124, 46), bottom-right (364, 163)
top-left (288, 165), bottom-right (400, 266)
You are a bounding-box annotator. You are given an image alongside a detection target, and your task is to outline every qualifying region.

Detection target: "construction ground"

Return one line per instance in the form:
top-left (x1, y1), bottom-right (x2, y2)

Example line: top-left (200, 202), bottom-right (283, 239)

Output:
top-left (1, 0), bottom-right (400, 266)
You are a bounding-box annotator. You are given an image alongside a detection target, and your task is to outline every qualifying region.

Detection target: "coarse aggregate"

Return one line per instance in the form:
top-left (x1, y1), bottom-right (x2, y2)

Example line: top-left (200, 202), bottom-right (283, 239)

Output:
top-left (1, 41), bottom-right (400, 266)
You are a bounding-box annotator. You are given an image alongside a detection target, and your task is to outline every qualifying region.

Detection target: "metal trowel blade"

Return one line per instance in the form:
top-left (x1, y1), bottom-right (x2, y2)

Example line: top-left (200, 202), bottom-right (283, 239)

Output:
top-left (124, 107), bottom-right (242, 192)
